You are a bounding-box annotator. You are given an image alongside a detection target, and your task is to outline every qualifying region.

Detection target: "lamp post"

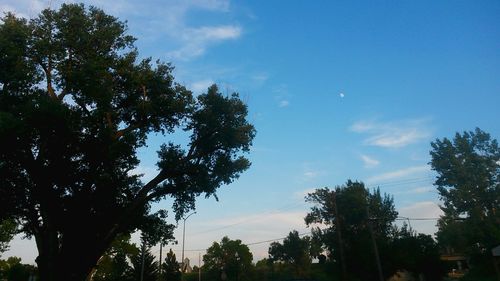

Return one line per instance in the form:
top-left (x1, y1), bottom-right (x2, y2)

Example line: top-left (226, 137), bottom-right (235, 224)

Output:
top-left (181, 211), bottom-right (196, 280)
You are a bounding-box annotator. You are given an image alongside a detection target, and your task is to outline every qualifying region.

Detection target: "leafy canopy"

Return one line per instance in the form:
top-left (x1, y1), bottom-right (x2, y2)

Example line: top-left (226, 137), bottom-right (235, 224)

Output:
top-left (0, 3), bottom-right (255, 280)
top-left (203, 236), bottom-right (253, 280)
top-left (430, 128), bottom-right (500, 255)
top-left (305, 181), bottom-right (398, 280)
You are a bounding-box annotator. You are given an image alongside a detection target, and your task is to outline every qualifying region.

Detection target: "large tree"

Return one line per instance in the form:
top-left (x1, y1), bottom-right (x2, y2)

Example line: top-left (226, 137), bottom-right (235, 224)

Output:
top-left (430, 128), bottom-right (500, 262)
top-left (203, 236), bottom-right (253, 281)
top-left (0, 4), bottom-right (255, 281)
top-left (305, 180), bottom-right (398, 281)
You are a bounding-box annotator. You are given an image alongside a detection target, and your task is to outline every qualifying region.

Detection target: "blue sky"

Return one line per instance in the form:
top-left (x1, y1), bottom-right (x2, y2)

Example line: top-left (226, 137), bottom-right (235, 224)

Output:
top-left (3, 0), bottom-right (500, 264)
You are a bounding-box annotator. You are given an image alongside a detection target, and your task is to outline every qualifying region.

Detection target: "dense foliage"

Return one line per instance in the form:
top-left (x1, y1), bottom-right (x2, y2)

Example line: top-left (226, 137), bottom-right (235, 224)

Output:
top-left (268, 230), bottom-right (315, 277)
top-left (431, 128), bottom-right (500, 278)
top-left (0, 4), bottom-right (255, 280)
top-left (305, 181), bottom-right (398, 281)
top-left (203, 236), bottom-right (253, 281)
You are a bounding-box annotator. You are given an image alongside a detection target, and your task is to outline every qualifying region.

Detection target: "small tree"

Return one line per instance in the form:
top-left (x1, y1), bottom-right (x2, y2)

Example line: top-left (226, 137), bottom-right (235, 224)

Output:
top-left (0, 219), bottom-right (17, 255)
top-left (129, 240), bottom-right (158, 281)
top-left (92, 234), bottom-right (139, 281)
top-left (387, 224), bottom-right (446, 280)
top-left (203, 236), bottom-right (253, 281)
top-left (268, 230), bottom-right (312, 278)
top-left (162, 249), bottom-right (181, 281)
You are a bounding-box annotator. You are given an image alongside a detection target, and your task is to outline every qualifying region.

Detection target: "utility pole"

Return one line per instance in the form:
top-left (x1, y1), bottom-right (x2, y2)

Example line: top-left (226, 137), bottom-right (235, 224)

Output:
top-left (366, 203), bottom-right (384, 281)
top-left (332, 191), bottom-right (347, 281)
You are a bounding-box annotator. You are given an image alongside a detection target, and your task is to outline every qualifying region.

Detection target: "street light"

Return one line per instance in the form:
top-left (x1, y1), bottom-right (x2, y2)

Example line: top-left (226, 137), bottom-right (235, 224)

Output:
top-left (181, 211), bottom-right (196, 279)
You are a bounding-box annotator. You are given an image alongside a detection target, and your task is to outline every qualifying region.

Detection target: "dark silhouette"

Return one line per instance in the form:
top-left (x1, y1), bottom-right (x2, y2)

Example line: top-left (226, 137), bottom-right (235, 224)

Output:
top-left (0, 4), bottom-right (255, 280)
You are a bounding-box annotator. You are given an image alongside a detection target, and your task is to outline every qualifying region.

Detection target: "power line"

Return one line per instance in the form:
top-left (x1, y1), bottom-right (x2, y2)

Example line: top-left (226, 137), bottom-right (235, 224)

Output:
top-left (189, 201), bottom-right (306, 236)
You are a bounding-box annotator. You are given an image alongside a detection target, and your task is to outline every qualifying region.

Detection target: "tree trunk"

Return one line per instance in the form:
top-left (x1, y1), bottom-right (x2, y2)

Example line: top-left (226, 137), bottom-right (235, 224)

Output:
top-left (35, 227), bottom-right (117, 281)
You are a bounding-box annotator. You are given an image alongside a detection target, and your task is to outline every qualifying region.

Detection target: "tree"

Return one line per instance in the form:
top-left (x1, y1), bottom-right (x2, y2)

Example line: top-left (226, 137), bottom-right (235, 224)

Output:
top-left (203, 236), bottom-right (253, 281)
top-left (92, 234), bottom-right (139, 281)
top-left (0, 257), bottom-right (37, 281)
top-left (161, 249), bottom-right (181, 281)
top-left (268, 230), bottom-right (313, 278)
top-left (0, 219), bottom-right (17, 255)
top-left (387, 224), bottom-right (445, 281)
top-left (430, 128), bottom-right (500, 271)
top-left (305, 180), bottom-right (398, 281)
top-left (129, 243), bottom-right (158, 281)
top-left (0, 4), bottom-right (255, 281)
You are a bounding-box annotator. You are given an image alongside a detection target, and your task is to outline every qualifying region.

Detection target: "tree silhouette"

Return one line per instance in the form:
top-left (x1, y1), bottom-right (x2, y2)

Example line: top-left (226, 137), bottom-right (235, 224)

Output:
top-left (431, 128), bottom-right (500, 274)
top-left (305, 180), bottom-right (398, 281)
top-left (161, 249), bottom-right (181, 281)
top-left (0, 4), bottom-right (255, 280)
top-left (268, 230), bottom-right (312, 277)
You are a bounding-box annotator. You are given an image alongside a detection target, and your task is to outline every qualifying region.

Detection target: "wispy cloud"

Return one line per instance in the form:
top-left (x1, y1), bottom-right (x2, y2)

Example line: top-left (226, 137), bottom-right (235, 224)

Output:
top-left (350, 118), bottom-right (432, 148)
top-left (279, 100), bottom-right (290, 107)
top-left (190, 79), bottom-right (215, 94)
top-left (293, 188), bottom-right (318, 200)
top-left (367, 165), bottom-right (430, 183)
top-left (361, 154), bottom-right (380, 168)
top-left (167, 25), bottom-right (242, 60)
top-left (3, 0), bottom-right (240, 61)
top-left (408, 186), bottom-right (433, 194)
top-left (189, 210), bottom-right (309, 260)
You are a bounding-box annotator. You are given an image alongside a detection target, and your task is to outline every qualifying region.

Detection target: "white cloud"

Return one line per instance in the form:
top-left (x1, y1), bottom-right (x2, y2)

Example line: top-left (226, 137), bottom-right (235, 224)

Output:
top-left (350, 118), bottom-right (432, 148)
top-left (167, 25), bottom-right (242, 60)
top-left (252, 73), bottom-right (269, 83)
top-left (398, 201), bottom-right (443, 235)
top-left (408, 186), bottom-right (433, 194)
top-left (293, 188), bottom-right (317, 200)
top-left (361, 154), bottom-right (380, 168)
top-left (190, 79), bottom-right (215, 94)
top-left (278, 100), bottom-right (289, 107)
top-left (3, 0), bottom-right (240, 61)
top-left (367, 165), bottom-right (430, 183)
top-left (303, 171), bottom-right (318, 178)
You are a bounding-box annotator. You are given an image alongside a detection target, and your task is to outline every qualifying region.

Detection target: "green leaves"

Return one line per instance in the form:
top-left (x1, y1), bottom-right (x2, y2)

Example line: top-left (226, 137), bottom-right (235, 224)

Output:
top-left (430, 128), bottom-right (500, 253)
top-left (0, 4), bottom-right (255, 280)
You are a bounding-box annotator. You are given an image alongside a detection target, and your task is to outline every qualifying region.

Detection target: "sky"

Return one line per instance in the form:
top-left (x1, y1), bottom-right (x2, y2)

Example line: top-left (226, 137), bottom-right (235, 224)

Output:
top-left (2, 0), bottom-right (500, 266)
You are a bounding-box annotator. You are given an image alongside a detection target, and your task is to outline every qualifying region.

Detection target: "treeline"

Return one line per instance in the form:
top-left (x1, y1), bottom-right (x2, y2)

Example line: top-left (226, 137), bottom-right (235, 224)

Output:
top-left (1, 128), bottom-right (499, 280)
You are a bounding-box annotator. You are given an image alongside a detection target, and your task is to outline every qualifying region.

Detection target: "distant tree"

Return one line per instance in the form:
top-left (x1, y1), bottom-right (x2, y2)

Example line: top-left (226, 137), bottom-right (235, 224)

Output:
top-left (0, 219), bottom-right (17, 255)
top-left (0, 257), bottom-right (37, 281)
top-left (0, 4), bottom-right (255, 280)
top-left (92, 234), bottom-right (138, 281)
top-left (268, 230), bottom-right (313, 277)
top-left (387, 224), bottom-right (446, 280)
top-left (305, 180), bottom-right (398, 281)
top-left (203, 236), bottom-right (253, 281)
top-left (129, 240), bottom-right (158, 281)
top-left (430, 128), bottom-right (500, 274)
top-left (161, 249), bottom-right (180, 281)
